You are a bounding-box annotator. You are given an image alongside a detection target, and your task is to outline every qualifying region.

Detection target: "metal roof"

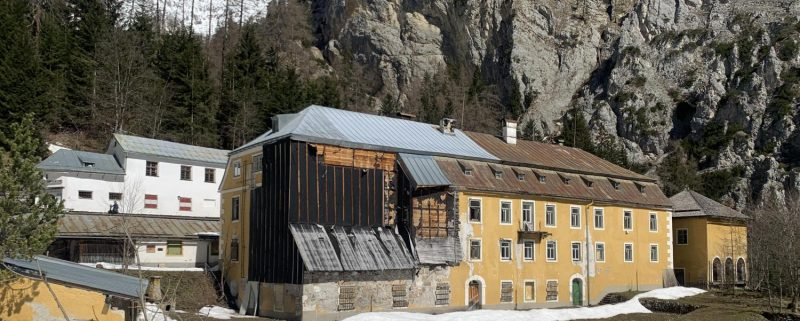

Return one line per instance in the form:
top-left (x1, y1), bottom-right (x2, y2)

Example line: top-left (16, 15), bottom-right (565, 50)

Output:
top-left (37, 150), bottom-right (124, 175)
top-left (465, 132), bottom-right (653, 182)
top-left (112, 134), bottom-right (229, 166)
top-left (289, 223), bottom-right (416, 272)
top-left (58, 212), bottom-right (220, 239)
top-left (2, 255), bottom-right (147, 299)
top-left (230, 130), bottom-right (273, 154)
top-left (397, 153), bottom-right (451, 189)
top-left (670, 190), bottom-right (748, 220)
top-left (415, 238), bottom-right (460, 265)
top-left (253, 105), bottom-right (499, 161)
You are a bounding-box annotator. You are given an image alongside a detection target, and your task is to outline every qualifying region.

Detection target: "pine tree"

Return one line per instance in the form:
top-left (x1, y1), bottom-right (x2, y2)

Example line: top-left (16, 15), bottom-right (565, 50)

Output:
top-left (0, 1), bottom-right (43, 129)
top-left (559, 106), bottom-right (594, 152)
top-left (0, 115), bottom-right (63, 269)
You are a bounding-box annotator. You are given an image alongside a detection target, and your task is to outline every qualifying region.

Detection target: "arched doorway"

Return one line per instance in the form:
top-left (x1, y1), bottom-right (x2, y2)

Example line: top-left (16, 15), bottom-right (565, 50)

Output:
top-left (571, 278), bottom-right (583, 306)
top-left (468, 280), bottom-right (482, 310)
top-left (736, 258), bottom-right (746, 284)
top-left (712, 258), bottom-right (722, 283)
top-left (725, 258), bottom-right (734, 283)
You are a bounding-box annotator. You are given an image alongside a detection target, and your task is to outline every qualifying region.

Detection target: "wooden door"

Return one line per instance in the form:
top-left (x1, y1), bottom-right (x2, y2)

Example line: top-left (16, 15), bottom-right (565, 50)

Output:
top-left (571, 278), bottom-right (583, 306)
top-left (468, 281), bottom-right (481, 310)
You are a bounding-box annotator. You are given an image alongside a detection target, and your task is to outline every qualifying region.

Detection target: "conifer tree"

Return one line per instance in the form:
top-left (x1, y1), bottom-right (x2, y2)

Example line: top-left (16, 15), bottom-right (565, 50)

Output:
top-left (558, 106), bottom-right (594, 152)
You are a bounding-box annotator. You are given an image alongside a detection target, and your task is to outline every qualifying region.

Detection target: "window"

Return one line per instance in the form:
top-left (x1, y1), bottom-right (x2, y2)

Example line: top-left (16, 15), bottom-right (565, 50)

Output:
top-left (650, 244), bottom-right (659, 262)
top-left (736, 258), bottom-right (746, 283)
top-left (435, 283), bottom-right (451, 306)
top-left (500, 201), bottom-right (512, 224)
top-left (231, 197), bottom-right (240, 221)
top-left (469, 199), bottom-right (481, 222)
top-left (623, 210), bottom-right (633, 230)
top-left (594, 208), bottom-right (604, 229)
top-left (82, 162), bottom-right (95, 167)
top-left (253, 154), bottom-right (263, 173)
top-left (570, 206), bottom-right (581, 228)
top-left (230, 238), bottom-right (240, 261)
top-left (146, 245), bottom-right (156, 253)
top-left (545, 204), bottom-right (556, 227)
top-left (144, 194), bottom-right (158, 209)
top-left (571, 242), bottom-right (582, 261)
top-left (676, 228), bottom-right (688, 245)
top-left (500, 239), bottom-right (512, 261)
top-left (392, 284), bottom-right (408, 308)
top-left (517, 173), bottom-right (525, 181)
top-left (536, 172), bottom-right (546, 183)
top-left (464, 168), bottom-right (473, 176)
top-left (146, 161), bottom-right (158, 177)
top-left (180, 165), bottom-right (192, 180)
top-left (338, 285), bottom-right (355, 311)
top-left (500, 281), bottom-right (513, 303)
top-left (109, 192), bottom-right (122, 201)
top-left (204, 168), bottom-right (215, 183)
top-left (494, 172), bottom-right (503, 179)
top-left (166, 241), bottom-right (183, 256)
top-left (524, 241), bottom-right (534, 261)
top-left (546, 241), bottom-right (557, 261)
top-left (469, 239), bottom-right (481, 261)
top-left (458, 161), bottom-right (473, 176)
top-left (610, 179), bottom-right (620, 190)
top-left (546, 280), bottom-right (558, 302)
top-left (595, 243), bottom-right (606, 262)
top-left (179, 197), bottom-right (192, 211)
top-left (649, 213), bottom-right (658, 232)
top-left (78, 190), bottom-right (92, 199)
top-left (624, 243), bottom-right (633, 262)
top-left (559, 174), bottom-right (571, 185)
top-left (211, 239), bottom-right (219, 256)
top-left (524, 281), bottom-right (536, 302)
top-left (233, 160), bottom-right (241, 177)
top-left (522, 201), bottom-right (534, 224)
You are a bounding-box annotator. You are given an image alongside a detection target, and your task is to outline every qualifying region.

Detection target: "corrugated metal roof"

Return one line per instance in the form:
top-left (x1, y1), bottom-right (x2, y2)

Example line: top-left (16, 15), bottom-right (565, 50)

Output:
top-left (671, 190), bottom-right (748, 219)
top-left (289, 223), bottom-right (415, 272)
top-left (254, 105), bottom-right (499, 161)
top-left (3, 255), bottom-right (147, 299)
top-left (58, 212), bottom-right (220, 239)
top-left (436, 157), bottom-right (672, 208)
top-left (465, 132), bottom-right (653, 182)
top-left (37, 150), bottom-right (124, 175)
top-left (397, 153), bottom-right (451, 189)
top-left (113, 134), bottom-right (229, 166)
top-left (415, 238), bottom-right (459, 265)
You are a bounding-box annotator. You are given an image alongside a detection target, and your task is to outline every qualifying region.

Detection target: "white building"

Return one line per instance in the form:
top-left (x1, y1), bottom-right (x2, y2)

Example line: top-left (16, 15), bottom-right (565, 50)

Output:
top-left (38, 134), bottom-right (228, 268)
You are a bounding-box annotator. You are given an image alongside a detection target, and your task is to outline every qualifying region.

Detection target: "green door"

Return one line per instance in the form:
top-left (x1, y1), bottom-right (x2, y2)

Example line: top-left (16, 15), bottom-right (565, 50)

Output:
top-left (572, 278), bottom-right (583, 306)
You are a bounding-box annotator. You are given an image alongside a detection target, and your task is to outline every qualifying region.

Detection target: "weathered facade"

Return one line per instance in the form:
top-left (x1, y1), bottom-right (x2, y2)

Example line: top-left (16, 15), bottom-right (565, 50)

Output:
top-left (221, 106), bottom-right (676, 320)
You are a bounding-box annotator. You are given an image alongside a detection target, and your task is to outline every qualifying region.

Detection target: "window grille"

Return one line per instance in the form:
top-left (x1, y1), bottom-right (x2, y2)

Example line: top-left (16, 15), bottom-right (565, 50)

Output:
top-left (392, 284), bottom-right (408, 308)
top-left (338, 285), bottom-right (355, 311)
top-left (500, 282), bottom-right (513, 303)
top-left (435, 283), bottom-right (450, 306)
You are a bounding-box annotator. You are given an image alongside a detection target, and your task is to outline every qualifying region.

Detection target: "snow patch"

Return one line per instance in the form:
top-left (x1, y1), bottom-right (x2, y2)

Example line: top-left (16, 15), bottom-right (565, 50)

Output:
top-left (81, 262), bottom-right (204, 272)
top-left (343, 286), bottom-right (706, 321)
top-left (198, 305), bottom-right (255, 319)
top-left (138, 303), bottom-right (177, 321)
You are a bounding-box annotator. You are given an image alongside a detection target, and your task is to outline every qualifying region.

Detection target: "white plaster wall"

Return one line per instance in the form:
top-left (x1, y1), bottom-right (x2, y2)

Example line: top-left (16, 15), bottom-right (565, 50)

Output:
top-left (125, 158), bottom-right (222, 217)
top-left (136, 239), bottom-right (219, 267)
top-left (49, 173), bottom-right (124, 213)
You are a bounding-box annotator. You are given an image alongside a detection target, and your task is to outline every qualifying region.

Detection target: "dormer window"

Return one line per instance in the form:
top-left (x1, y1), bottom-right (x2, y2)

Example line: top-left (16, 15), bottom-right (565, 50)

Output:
top-left (489, 164), bottom-right (503, 179)
top-left (635, 182), bottom-right (646, 194)
top-left (610, 179), bottom-right (620, 190)
top-left (581, 176), bottom-right (593, 188)
top-left (464, 169), bottom-right (473, 176)
top-left (495, 172), bottom-right (503, 179)
top-left (534, 171), bottom-right (546, 183)
top-left (83, 162), bottom-right (95, 168)
top-left (458, 161), bottom-right (473, 176)
top-left (558, 173), bottom-right (571, 185)
top-left (513, 168), bottom-right (525, 181)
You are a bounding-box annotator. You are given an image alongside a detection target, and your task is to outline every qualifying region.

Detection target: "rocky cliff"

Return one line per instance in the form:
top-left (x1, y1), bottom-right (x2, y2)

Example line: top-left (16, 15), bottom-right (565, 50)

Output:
top-left (301, 0), bottom-right (800, 208)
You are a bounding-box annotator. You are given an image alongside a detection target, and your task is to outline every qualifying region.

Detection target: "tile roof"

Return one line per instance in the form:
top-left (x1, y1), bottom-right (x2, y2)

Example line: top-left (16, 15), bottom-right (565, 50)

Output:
top-left (670, 190), bottom-right (748, 219)
top-left (37, 150), bottom-right (124, 175)
top-left (465, 131), bottom-right (653, 182)
top-left (113, 134), bottom-right (229, 166)
top-left (397, 153), bottom-right (451, 189)
top-left (2, 255), bottom-right (147, 299)
top-left (57, 212), bottom-right (220, 239)
top-left (249, 105), bottom-right (499, 161)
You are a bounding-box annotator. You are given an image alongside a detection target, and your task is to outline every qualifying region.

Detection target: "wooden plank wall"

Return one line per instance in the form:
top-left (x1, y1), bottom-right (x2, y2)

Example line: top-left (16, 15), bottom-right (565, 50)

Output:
top-left (411, 191), bottom-right (450, 238)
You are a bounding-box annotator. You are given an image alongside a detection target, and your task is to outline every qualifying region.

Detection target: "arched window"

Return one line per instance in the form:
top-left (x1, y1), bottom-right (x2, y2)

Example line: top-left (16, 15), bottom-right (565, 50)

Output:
top-left (736, 258), bottom-right (746, 283)
top-left (712, 258), bottom-right (722, 283)
top-left (725, 258), bottom-right (734, 283)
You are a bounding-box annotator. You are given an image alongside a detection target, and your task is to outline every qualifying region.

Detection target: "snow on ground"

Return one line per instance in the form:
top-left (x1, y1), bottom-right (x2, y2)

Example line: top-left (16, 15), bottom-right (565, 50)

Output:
top-left (343, 287), bottom-right (706, 321)
top-left (80, 262), bottom-right (204, 272)
top-left (198, 306), bottom-right (256, 319)
top-left (138, 303), bottom-right (177, 321)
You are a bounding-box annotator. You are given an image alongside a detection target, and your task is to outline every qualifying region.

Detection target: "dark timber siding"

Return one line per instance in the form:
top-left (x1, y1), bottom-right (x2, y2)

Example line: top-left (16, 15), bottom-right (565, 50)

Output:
top-left (249, 139), bottom-right (387, 284)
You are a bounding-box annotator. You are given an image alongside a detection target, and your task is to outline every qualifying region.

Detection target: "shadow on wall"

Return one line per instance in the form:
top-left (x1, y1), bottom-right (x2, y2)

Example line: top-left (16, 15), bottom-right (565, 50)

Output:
top-left (0, 278), bottom-right (39, 318)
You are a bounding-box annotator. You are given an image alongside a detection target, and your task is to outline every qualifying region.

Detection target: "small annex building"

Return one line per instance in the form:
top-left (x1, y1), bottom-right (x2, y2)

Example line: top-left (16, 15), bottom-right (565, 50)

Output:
top-left (670, 190), bottom-right (749, 288)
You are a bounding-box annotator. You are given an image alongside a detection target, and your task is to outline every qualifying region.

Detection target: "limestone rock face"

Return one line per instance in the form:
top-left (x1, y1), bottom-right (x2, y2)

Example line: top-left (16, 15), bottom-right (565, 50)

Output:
top-left (308, 0), bottom-right (800, 207)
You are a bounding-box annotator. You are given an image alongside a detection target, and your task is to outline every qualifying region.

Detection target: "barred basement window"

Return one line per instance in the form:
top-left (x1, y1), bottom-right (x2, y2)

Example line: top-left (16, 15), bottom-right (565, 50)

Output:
top-left (500, 281), bottom-right (513, 303)
top-left (338, 285), bottom-right (355, 311)
top-left (546, 280), bottom-right (559, 301)
top-left (435, 283), bottom-right (451, 306)
top-left (392, 284), bottom-right (408, 308)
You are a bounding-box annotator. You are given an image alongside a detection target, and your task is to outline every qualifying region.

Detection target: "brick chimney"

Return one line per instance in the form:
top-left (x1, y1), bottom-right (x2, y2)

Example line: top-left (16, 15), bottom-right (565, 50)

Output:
top-left (439, 118), bottom-right (456, 134)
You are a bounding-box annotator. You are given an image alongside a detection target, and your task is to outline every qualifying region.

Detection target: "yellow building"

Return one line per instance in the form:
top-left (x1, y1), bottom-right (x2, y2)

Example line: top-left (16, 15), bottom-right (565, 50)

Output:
top-left (220, 106), bottom-right (676, 320)
top-left (670, 190), bottom-right (748, 288)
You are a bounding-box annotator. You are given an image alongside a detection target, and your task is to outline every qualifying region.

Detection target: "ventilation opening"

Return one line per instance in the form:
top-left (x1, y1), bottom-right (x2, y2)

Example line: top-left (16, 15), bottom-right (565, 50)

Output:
top-left (670, 101), bottom-right (696, 139)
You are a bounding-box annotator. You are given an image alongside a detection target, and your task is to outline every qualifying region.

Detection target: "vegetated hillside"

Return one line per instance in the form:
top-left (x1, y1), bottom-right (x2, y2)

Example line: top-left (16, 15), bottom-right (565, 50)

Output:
top-left (1, 0), bottom-right (798, 208)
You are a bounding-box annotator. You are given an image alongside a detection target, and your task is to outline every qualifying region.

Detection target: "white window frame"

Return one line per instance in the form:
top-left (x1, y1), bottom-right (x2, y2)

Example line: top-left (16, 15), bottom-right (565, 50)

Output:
top-left (523, 280), bottom-right (536, 302)
top-left (523, 241), bottom-right (535, 261)
top-left (570, 206), bottom-right (581, 229)
top-left (595, 242), bottom-right (606, 262)
top-left (676, 228), bottom-right (689, 245)
top-left (233, 160), bottom-right (242, 177)
top-left (546, 240), bottom-right (557, 262)
top-left (594, 207), bottom-right (604, 230)
top-left (571, 242), bottom-right (582, 261)
top-left (499, 200), bottom-right (513, 225)
top-left (649, 212), bottom-right (658, 232)
top-left (500, 280), bottom-right (514, 303)
top-left (623, 210), bottom-right (633, 231)
top-left (650, 244), bottom-right (659, 262)
top-left (521, 200), bottom-right (534, 224)
top-left (469, 238), bottom-right (482, 261)
top-left (624, 243), bottom-right (634, 262)
top-left (545, 204), bottom-right (556, 227)
top-left (499, 239), bottom-right (513, 261)
top-left (545, 279), bottom-right (559, 302)
top-left (468, 198), bottom-right (483, 224)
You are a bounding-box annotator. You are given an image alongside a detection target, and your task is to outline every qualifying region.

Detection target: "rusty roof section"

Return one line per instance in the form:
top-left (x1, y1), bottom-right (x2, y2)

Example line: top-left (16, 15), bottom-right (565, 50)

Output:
top-left (57, 212), bottom-right (220, 239)
top-left (465, 132), bottom-right (653, 182)
top-left (436, 158), bottom-right (672, 208)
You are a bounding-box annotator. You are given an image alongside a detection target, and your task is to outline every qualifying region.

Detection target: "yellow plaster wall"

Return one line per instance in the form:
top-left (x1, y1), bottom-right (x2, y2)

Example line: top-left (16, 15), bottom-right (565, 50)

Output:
top-left (672, 217), bottom-right (708, 286)
top-left (0, 278), bottom-right (125, 321)
top-left (449, 191), bottom-right (671, 308)
top-left (706, 220), bottom-right (748, 282)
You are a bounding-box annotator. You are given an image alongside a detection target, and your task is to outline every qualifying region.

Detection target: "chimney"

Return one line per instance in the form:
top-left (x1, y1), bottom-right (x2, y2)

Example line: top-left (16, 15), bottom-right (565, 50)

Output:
top-left (396, 112), bottom-right (417, 120)
top-left (147, 276), bottom-right (163, 301)
top-left (439, 118), bottom-right (456, 134)
top-left (503, 119), bottom-right (517, 144)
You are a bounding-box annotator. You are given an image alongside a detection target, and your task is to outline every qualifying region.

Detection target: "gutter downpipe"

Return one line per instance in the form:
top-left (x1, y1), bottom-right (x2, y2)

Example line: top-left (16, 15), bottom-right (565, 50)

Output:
top-left (585, 201), bottom-right (594, 306)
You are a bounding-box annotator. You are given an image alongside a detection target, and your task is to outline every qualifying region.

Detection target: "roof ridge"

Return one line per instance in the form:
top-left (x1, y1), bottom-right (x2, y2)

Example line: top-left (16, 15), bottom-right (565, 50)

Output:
top-left (114, 133), bottom-right (230, 152)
